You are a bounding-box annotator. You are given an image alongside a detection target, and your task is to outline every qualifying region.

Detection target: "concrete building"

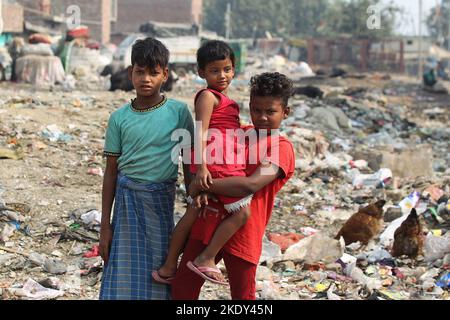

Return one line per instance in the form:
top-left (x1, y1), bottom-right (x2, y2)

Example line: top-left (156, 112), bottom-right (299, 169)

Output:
top-left (15, 0), bottom-right (203, 44)
top-left (114, 0), bottom-right (202, 35)
top-left (16, 0), bottom-right (111, 43)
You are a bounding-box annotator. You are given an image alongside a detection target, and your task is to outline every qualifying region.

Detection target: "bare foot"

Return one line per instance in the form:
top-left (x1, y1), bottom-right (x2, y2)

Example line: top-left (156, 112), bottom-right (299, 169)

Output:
top-left (157, 263), bottom-right (177, 279)
top-left (192, 255), bottom-right (225, 283)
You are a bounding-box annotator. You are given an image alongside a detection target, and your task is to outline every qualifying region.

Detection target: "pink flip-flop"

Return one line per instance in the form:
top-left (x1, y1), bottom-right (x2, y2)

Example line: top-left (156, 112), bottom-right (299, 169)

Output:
top-left (186, 261), bottom-right (229, 286)
top-left (151, 270), bottom-right (174, 285)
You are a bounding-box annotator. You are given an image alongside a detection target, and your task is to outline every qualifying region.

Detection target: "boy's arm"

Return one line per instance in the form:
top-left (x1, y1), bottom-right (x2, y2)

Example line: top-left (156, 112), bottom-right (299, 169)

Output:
top-left (190, 162), bottom-right (283, 198)
top-left (182, 162), bottom-right (193, 194)
top-left (100, 156), bottom-right (118, 264)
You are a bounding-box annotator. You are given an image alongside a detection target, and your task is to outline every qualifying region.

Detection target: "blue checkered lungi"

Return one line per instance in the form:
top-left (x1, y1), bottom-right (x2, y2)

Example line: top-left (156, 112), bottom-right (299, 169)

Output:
top-left (99, 173), bottom-right (176, 300)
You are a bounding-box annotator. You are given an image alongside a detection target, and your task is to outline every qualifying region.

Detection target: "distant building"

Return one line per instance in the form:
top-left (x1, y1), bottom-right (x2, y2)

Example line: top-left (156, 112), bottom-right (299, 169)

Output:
top-left (16, 0), bottom-right (112, 43)
top-left (15, 0), bottom-right (203, 44)
top-left (1, 1), bottom-right (24, 33)
top-left (394, 36), bottom-right (434, 76)
top-left (112, 0), bottom-right (203, 44)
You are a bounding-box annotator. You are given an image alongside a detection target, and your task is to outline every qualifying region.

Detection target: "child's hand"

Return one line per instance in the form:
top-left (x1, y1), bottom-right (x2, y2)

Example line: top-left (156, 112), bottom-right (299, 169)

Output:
top-left (99, 225), bottom-right (113, 264)
top-left (195, 166), bottom-right (213, 190)
top-left (188, 181), bottom-right (201, 198)
top-left (194, 193), bottom-right (218, 218)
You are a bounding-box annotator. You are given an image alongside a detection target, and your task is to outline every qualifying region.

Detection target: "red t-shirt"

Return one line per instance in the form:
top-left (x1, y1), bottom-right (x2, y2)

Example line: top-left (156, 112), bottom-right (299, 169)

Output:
top-left (190, 132), bottom-right (296, 265)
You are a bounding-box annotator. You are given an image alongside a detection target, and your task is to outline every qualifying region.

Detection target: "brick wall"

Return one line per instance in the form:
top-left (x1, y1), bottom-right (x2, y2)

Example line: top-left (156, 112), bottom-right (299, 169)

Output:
top-left (113, 0), bottom-right (202, 35)
top-left (16, 0), bottom-right (105, 42)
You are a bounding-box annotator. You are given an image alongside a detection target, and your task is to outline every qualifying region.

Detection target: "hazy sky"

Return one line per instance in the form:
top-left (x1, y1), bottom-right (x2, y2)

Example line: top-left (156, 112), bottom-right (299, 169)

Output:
top-left (385, 0), bottom-right (437, 35)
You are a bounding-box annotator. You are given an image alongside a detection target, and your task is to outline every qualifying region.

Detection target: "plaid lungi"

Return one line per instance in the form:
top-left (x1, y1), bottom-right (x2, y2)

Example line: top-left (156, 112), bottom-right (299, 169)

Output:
top-left (99, 173), bottom-right (176, 300)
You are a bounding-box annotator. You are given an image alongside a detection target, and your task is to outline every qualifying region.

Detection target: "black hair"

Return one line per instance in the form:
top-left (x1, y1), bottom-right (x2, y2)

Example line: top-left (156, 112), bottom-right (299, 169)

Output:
top-left (197, 40), bottom-right (235, 70)
top-left (131, 37), bottom-right (169, 70)
top-left (250, 72), bottom-right (293, 107)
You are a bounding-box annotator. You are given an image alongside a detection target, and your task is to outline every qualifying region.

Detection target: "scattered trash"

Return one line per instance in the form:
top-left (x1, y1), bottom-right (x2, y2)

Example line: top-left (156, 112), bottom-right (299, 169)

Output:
top-left (348, 168), bottom-right (392, 189)
top-left (83, 245), bottom-right (100, 258)
top-left (87, 168), bottom-right (104, 177)
top-left (424, 233), bottom-right (450, 262)
top-left (8, 278), bottom-right (65, 300)
top-left (398, 192), bottom-right (421, 215)
top-left (436, 272), bottom-right (450, 289)
top-left (0, 42), bottom-right (448, 300)
top-left (345, 263), bottom-right (382, 291)
top-left (281, 232), bottom-right (345, 264)
top-left (260, 236), bottom-right (283, 265)
top-left (268, 232), bottom-right (304, 252)
top-left (43, 259), bottom-right (67, 275)
top-left (41, 125), bottom-right (73, 143)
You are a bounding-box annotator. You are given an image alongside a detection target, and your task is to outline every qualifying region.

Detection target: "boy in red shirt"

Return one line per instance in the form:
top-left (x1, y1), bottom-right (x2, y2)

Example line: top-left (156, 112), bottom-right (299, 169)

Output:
top-left (171, 72), bottom-right (296, 300)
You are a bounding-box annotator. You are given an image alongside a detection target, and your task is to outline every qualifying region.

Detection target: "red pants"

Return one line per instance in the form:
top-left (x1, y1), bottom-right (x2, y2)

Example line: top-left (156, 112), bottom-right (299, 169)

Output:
top-left (171, 239), bottom-right (257, 300)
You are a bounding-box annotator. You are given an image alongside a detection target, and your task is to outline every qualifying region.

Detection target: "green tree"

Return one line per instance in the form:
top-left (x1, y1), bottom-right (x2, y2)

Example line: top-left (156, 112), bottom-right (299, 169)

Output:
top-left (202, 0), bottom-right (399, 39)
top-left (287, 0), bottom-right (328, 37)
top-left (319, 0), bottom-right (400, 39)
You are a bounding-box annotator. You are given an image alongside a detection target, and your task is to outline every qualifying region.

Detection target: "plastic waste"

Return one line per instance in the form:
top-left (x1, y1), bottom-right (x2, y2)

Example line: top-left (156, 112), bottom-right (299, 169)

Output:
top-left (259, 236), bottom-right (282, 264)
top-left (87, 168), bottom-right (104, 177)
top-left (80, 210), bottom-right (102, 230)
top-left (367, 249), bottom-right (393, 264)
top-left (436, 272), bottom-right (450, 289)
top-left (345, 263), bottom-right (382, 291)
top-left (380, 214), bottom-right (409, 247)
top-left (300, 227), bottom-right (318, 237)
top-left (339, 253), bottom-right (358, 265)
top-left (268, 232), bottom-right (304, 252)
top-left (8, 278), bottom-right (64, 300)
top-left (258, 280), bottom-right (282, 300)
top-left (41, 124), bottom-right (73, 143)
top-left (282, 232), bottom-right (344, 264)
top-left (83, 245), bottom-right (100, 258)
top-left (424, 233), bottom-right (450, 262)
top-left (349, 159), bottom-right (368, 170)
top-left (398, 191), bottom-right (421, 214)
top-left (43, 258), bottom-right (67, 275)
top-left (378, 289), bottom-right (409, 300)
top-left (348, 168), bottom-right (392, 188)
top-left (327, 284), bottom-right (341, 300)
top-left (294, 61), bottom-right (315, 78)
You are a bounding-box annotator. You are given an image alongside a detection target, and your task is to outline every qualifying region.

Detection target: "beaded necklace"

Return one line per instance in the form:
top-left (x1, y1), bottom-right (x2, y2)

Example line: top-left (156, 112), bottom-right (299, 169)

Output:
top-left (130, 96), bottom-right (167, 113)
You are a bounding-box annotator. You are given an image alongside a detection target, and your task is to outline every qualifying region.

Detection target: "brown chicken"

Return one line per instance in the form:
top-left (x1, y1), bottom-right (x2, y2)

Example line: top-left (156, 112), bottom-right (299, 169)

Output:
top-left (392, 209), bottom-right (423, 258)
top-left (335, 200), bottom-right (386, 245)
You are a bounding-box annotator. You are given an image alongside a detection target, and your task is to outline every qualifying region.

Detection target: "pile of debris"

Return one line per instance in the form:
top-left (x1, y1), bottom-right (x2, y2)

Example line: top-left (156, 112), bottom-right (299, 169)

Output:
top-left (0, 55), bottom-right (449, 300)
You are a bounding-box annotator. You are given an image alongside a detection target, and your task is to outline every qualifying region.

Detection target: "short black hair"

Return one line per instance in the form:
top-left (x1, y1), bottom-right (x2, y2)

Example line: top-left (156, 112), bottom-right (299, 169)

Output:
top-left (197, 40), bottom-right (235, 70)
top-left (250, 72), bottom-right (293, 107)
top-left (131, 37), bottom-right (169, 70)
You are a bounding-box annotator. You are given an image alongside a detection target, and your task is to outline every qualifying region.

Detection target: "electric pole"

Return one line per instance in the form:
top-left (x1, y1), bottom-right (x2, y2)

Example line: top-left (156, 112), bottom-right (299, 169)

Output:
top-left (418, 0), bottom-right (423, 78)
top-left (225, 3), bottom-right (231, 39)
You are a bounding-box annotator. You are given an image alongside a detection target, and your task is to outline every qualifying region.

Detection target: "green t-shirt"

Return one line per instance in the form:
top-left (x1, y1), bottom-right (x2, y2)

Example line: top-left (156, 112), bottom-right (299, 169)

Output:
top-left (104, 98), bottom-right (194, 183)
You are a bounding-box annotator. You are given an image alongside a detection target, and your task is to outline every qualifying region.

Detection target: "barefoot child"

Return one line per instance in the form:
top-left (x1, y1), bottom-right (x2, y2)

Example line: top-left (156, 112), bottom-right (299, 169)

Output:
top-left (153, 40), bottom-right (252, 285)
top-left (99, 38), bottom-right (194, 300)
top-left (171, 72), bottom-right (295, 300)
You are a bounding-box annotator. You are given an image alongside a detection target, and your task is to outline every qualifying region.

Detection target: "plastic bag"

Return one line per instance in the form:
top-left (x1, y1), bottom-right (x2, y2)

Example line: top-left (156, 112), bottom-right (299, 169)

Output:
top-left (424, 233), bottom-right (450, 262)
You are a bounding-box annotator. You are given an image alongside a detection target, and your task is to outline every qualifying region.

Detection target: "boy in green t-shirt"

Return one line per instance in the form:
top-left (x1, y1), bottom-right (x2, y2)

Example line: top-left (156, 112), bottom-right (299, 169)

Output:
top-left (99, 37), bottom-right (194, 300)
